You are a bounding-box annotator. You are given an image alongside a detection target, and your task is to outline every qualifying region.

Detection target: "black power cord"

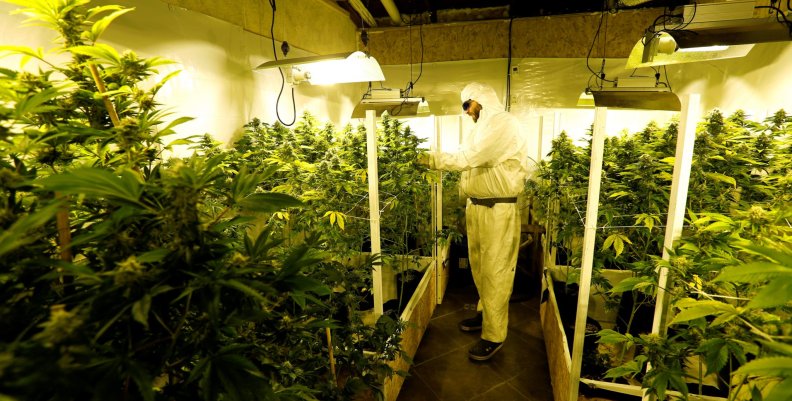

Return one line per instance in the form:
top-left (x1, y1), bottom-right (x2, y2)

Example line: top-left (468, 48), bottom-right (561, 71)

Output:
top-left (585, 4), bottom-right (617, 91)
top-left (268, 0), bottom-right (296, 126)
top-left (755, 4), bottom-right (792, 37)
top-left (506, 17), bottom-right (513, 112)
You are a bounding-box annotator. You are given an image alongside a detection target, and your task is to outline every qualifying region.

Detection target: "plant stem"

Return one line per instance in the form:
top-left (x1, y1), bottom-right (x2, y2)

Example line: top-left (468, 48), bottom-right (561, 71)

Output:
top-left (326, 327), bottom-right (337, 385)
top-left (55, 192), bottom-right (72, 262)
top-left (88, 64), bottom-right (121, 127)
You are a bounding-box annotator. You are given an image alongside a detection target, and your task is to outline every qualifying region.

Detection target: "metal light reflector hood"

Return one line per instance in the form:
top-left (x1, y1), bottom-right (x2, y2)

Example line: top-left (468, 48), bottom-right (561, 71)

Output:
top-left (351, 97), bottom-right (423, 118)
top-left (255, 51), bottom-right (385, 85)
top-left (626, 1), bottom-right (791, 69)
top-left (590, 87), bottom-right (681, 111)
top-left (627, 32), bottom-right (755, 69)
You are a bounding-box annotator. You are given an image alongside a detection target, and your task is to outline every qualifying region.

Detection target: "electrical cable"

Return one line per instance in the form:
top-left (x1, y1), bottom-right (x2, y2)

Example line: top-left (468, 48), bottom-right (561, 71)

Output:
top-left (391, 11), bottom-right (425, 117)
top-left (506, 17), bottom-right (514, 112)
top-left (662, 65), bottom-right (672, 91)
top-left (585, 10), bottom-right (607, 87)
top-left (585, 4), bottom-right (616, 91)
top-left (268, 0), bottom-right (296, 126)
top-left (755, 5), bottom-right (792, 36)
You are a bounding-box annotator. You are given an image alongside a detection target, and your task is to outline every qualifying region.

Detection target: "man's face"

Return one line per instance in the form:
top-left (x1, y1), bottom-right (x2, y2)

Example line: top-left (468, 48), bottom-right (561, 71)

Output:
top-left (464, 100), bottom-right (482, 123)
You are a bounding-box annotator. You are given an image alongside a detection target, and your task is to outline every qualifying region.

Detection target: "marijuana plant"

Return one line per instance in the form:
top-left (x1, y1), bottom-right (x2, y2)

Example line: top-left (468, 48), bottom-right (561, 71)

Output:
top-left (0, 1), bottom-right (402, 400)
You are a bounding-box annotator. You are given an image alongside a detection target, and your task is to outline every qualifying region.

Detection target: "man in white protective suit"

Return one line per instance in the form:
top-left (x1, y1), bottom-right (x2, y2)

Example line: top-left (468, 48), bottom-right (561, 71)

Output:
top-left (419, 82), bottom-right (529, 361)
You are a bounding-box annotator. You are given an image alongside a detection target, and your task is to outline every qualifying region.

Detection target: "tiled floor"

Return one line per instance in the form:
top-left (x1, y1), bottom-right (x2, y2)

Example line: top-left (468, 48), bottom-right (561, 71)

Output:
top-left (396, 281), bottom-right (553, 401)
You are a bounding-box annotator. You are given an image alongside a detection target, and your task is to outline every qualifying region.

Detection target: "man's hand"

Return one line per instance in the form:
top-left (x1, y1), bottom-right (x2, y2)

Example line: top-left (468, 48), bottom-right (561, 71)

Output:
top-left (417, 152), bottom-right (431, 168)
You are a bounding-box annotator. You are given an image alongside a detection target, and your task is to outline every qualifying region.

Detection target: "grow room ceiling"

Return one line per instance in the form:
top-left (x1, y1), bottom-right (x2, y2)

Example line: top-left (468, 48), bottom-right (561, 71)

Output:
top-left (336, 0), bottom-right (691, 26)
top-left (154, 0), bottom-right (790, 116)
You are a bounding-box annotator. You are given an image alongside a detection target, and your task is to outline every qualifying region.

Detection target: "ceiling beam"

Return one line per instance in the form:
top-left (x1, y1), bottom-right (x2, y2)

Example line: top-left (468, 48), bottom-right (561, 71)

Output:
top-left (365, 8), bottom-right (663, 65)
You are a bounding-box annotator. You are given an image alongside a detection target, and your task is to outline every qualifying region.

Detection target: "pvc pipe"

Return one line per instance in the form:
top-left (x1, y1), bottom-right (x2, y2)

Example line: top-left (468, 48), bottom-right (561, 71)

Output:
top-left (643, 94), bottom-right (700, 401)
top-left (433, 116), bottom-right (443, 303)
top-left (651, 93), bottom-right (700, 334)
top-left (568, 107), bottom-right (608, 401)
top-left (380, 0), bottom-right (402, 25)
top-left (349, 0), bottom-right (378, 27)
top-left (366, 109), bottom-right (384, 316)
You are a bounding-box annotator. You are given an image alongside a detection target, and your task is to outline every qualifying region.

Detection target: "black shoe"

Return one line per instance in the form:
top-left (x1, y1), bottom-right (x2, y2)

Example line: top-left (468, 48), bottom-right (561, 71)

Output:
top-left (458, 313), bottom-right (482, 332)
top-left (468, 339), bottom-right (503, 361)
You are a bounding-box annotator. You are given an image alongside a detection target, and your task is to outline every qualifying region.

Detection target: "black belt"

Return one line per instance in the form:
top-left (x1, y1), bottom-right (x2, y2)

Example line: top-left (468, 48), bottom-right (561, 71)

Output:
top-left (469, 197), bottom-right (518, 208)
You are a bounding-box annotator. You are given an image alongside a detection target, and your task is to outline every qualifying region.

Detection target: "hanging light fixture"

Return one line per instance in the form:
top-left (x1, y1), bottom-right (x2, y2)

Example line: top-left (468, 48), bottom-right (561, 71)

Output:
top-left (626, 1), bottom-right (792, 69)
top-left (254, 51), bottom-right (385, 85)
top-left (576, 89), bottom-right (595, 107)
top-left (580, 76), bottom-right (681, 111)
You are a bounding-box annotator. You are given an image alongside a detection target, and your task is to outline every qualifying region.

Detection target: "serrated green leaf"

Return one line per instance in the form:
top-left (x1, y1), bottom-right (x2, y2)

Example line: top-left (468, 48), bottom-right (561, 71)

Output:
top-left (0, 201), bottom-right (62, 258)
top-left (670, 301), bottom-right (737, 325)
top-left (704, 171), bottom-right (737, 187)
top-left (89, 8), bottom-right (133, 42)
top-left (715, 262), bottom-right (792, 283)
top-left (747, 280), bottom-right (792, 310)
top-left (69, 43), bottom-right (121, 65)
top-left (158, 116), bottom-right (193, 136)
top-left (742, 245), bottom-right (792, 267)
top-left (137, 249), bottom-right (169, 263)
top-left (219, 279), bottom-right (269, 304)
top-left (765, 378), bottom-right (792, 401)
top-left (86, 4), bottom-right (124, 20)
top-left (132, 294), bottom-right (151, 329)
top-left (735, 357), bottom-right (792, 377)
top-left (760, 341), bottom-right (792, 357)
top-left (614, 236), bottom-right (625, 257)
top-left (703, 221), bottom-right (732, 232)
top-left (711, 312), bottom-right (738, 326)
top-left (0, 45), bottom-right (46, 63)
top-left (597, 329), bottom-right (629, 345)
top-left (680, 242), bottom-right (700, 252)
top-left (602, 234), bottom-right (616, 251)
top-left (37, 168), bottom-right (145, 208)
top-left (698, 338), bottom-right (728, 374)
top-left (239, 192), bottom-right (303, 213)
top-left (608, 191), bottom-right (631, 199)
top-left (609, 276), bottom-right (652, 294)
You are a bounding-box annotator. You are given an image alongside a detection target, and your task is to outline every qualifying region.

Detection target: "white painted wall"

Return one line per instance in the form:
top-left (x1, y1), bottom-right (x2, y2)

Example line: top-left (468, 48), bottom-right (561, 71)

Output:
top-left (0, 0), bottom-right (366, 149)
top-left (668, 41), bottom-right (792, 120)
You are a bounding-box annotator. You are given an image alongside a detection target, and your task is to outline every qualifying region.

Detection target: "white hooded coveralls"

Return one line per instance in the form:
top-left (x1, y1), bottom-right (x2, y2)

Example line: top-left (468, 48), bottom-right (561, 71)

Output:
top-left (428, 82), bottom-right (528, 343)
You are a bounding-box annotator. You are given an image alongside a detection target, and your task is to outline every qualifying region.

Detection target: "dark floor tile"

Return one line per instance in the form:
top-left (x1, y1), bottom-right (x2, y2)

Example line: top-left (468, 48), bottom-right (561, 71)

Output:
top-left (399, 280), bottom-right (555, 401)
top-left (395, 374), bottom-right (442, 401)
top-left (510, 312), bottom-right (545, 341)
top-left (412, 347), bottom-right (507, 401)
top-left (435, 285), bottom-right (478, 318)
top-left (488, 332), bottom-right (549, 380)
top-left (507, 369), bottom-right (554, 401)
top-left (470, 382), bottom-right (531, 401)
top-left (413, 311), bottom-right (479, 365)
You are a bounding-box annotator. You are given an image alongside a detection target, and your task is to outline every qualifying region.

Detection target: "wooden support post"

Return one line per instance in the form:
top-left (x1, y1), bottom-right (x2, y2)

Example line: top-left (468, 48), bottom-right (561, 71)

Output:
top-left (643, 94), bottom-right (700, 401)
top-left (568, 106), bottom-right (607, 401)
top-left (366, 109), bottom-right (384, 316)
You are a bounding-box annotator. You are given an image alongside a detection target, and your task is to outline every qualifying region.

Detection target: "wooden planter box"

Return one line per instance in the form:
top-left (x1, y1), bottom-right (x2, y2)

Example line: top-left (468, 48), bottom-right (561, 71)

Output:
top-left (349, 240), bottom-right (451, 401)
top-left (541, 267), bottom-right (728, 401)
top-left (383, 240), bottom-right (451, 401)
